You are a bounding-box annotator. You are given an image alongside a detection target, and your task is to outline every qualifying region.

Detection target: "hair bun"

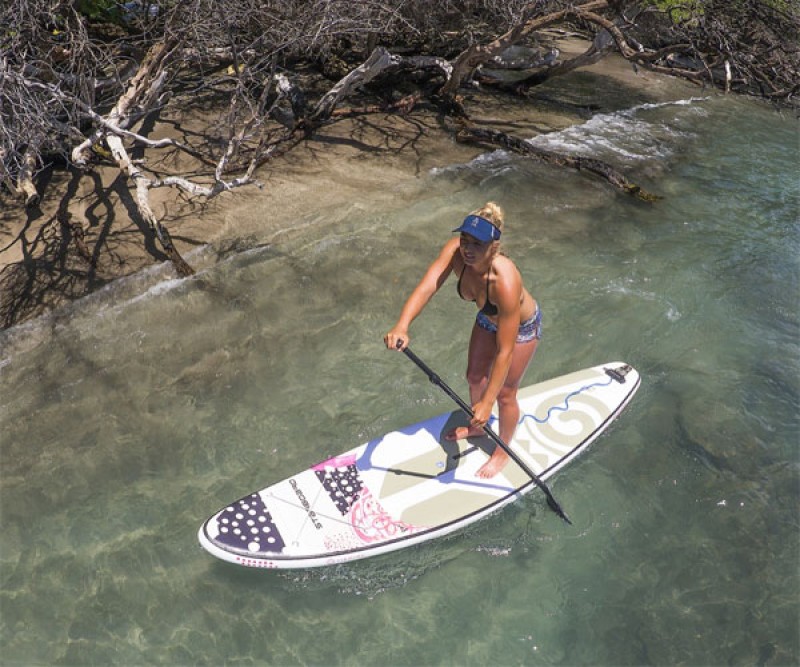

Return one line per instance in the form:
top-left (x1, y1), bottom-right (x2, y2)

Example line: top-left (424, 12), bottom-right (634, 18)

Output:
top-left (473, 202), bottom-right (504, 230)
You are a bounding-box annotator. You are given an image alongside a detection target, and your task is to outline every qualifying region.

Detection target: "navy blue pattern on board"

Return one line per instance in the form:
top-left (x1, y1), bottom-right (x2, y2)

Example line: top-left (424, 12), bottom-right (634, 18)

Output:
top-left (215, 493), bottom-right (286, 554)
top-left (314, 464), bottom-right (363, 515)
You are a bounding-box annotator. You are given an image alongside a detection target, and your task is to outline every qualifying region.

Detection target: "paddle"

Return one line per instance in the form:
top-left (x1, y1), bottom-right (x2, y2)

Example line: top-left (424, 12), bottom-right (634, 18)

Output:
top-left (398, 342), bottom-right (572, 525)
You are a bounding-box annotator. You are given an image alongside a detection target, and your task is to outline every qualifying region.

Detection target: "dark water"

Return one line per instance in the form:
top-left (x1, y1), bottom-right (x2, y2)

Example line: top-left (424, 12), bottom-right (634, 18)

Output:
top-left (1, 92), bottom-right (798, 666)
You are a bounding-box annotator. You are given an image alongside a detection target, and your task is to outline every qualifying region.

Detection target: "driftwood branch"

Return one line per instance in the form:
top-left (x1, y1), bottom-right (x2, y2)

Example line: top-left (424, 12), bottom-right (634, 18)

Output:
top-left (104, 133), bottom-right (194, 277)
top-left (310, 48), bottom-right (403, 123)
top-left (457, 125), bottom-right (660, 202)
top-left (309, 48), bottom-right (451, 125)
top-left (440, 0), bottom-right (610, 97)
top-left (66, 41), bottom-right (199, 275)
top-left (71, 41), bottom-right (176, 167)
top-left (18, 146), bottom-right (40, 207)
top-left (478, 29), bottom-right (616, 93)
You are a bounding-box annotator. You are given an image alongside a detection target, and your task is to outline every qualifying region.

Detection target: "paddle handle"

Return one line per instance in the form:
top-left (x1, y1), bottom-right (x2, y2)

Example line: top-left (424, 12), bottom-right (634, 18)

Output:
top-left (399, 343), bottom-right (572, 525)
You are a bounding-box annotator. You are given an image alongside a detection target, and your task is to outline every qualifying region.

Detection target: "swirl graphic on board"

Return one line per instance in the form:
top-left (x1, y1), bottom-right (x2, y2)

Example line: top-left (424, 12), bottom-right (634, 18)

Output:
top-left (515, 379), bottom-right (614, 460)
top-left (350, 488), bottom-right (418, 543)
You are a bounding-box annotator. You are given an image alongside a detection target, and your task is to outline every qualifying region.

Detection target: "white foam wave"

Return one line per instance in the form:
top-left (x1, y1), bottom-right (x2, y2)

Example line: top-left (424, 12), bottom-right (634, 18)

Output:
top-left (597, 280), bottom-right (682, 321)
top-left (429, 149), bottom-right (511, 177)
top-left (119, 277), bottom-right (187, 307)
top-left (0, 245), bottom-right (213, 364)
top-left (430, 97), bottom-right (710, 175)
top-left (529, 97), bottom-right (708, 162)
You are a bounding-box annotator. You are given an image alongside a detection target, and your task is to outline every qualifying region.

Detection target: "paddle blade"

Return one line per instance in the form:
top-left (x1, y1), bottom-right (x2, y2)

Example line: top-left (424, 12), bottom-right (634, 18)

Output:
top-left (548, 497), bottom-right (572, 525)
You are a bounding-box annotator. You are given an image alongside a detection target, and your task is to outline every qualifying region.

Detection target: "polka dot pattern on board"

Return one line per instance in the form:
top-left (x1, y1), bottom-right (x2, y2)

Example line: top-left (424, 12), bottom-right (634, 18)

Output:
top-left (215, 493), bottom-right (286, 554)
top-left (314, 463), bottom-right (363, 515)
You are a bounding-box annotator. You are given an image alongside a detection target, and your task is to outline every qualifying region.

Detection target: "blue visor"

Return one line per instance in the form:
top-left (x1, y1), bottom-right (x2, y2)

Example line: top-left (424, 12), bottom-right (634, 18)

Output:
top-left (452, 215), bottom-right (501, 243)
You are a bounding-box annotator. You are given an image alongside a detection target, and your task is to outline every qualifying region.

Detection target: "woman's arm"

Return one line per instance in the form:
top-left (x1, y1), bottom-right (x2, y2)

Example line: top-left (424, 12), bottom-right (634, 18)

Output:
top-left (385, 237), bottom-right (460, 350)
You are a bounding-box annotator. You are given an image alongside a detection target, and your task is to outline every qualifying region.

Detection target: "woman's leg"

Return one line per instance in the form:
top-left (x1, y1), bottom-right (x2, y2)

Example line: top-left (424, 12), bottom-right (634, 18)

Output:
top-left (476, 337), bottom-right (539, 478)
top-left (444, 321), bottom-right (496, 441)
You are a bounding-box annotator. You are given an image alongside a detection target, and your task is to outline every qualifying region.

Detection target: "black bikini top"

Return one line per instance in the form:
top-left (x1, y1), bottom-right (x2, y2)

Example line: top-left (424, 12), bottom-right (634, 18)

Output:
top-left (457, 265), bottom-right (498, 317)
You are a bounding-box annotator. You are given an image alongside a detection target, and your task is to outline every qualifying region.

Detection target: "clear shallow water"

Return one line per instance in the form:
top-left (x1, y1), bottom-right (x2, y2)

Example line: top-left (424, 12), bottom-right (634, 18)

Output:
top-left (1, 94), bottom-right (798, 666)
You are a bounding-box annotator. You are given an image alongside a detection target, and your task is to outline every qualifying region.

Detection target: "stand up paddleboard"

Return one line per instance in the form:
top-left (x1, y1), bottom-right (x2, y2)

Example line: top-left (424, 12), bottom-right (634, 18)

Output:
top-left (198, 362), bottom-right (640, 569)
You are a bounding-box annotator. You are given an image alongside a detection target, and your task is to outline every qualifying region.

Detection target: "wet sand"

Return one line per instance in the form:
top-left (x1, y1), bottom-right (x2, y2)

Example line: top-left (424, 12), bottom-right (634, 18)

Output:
top-left (0, 38), bottom-right (700, 328)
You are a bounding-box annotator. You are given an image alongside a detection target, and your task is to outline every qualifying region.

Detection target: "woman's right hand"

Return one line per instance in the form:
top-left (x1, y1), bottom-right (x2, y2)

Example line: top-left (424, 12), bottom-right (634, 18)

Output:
top-left (384, 328), bottom-right (409, 351)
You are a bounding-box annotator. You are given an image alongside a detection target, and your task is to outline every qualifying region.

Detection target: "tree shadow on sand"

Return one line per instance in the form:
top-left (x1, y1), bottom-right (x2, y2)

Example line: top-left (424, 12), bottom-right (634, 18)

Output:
top-left (0, 165), bottom-right (207, 329)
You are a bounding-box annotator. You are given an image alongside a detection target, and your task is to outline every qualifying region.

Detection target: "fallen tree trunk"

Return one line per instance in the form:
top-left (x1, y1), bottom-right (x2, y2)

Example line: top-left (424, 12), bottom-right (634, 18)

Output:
top-left (104, 133), bottom-right (195, 277)
top-left (308, 47), bottom-right (450, 126)
top-left (478, 16), bottom-right (632, 94)
top-left (457, 125), bottom-right (659, 202)
top-left (439, 0), bottom-right (610, 97)
top-left (70, 40), bottom-right (196, 276)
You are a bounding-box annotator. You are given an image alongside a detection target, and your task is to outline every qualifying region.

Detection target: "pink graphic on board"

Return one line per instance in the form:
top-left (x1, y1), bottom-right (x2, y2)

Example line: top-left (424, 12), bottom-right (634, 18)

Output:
top-left (312, 454), bottom-right (357, 470)
top-left (350, 487), bottom-right (419, 543)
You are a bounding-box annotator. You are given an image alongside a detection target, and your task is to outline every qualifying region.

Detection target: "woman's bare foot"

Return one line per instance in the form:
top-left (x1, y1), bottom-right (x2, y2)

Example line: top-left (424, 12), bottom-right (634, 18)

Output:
top-left (476, 450), bottom-right (509, 478)
top-left (444, 425), bottom-right (485, 441)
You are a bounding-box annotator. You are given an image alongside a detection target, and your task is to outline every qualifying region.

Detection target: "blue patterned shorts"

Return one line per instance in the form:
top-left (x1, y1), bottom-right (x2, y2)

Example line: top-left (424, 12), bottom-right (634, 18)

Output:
top-left (476, 307), bottom-right (542, 343)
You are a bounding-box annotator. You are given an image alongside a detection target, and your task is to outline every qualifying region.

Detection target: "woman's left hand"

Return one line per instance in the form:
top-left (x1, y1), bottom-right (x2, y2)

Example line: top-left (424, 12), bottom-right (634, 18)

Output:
top-left (470, 399), bottom-right (493, 430)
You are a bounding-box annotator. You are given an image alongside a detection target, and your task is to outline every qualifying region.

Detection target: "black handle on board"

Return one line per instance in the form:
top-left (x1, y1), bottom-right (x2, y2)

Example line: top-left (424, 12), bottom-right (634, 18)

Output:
top-left (398, 342), bottom-right (572, 525)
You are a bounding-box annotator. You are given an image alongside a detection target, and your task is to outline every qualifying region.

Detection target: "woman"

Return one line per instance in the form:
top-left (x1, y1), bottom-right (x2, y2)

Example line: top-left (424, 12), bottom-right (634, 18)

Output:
top-left (384, 202), bottom-right (541, 479)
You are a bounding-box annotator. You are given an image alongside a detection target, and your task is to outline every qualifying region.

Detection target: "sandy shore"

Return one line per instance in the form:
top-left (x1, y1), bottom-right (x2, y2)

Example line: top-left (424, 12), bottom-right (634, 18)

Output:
top-left (0, 38), bottom-right (699, 329)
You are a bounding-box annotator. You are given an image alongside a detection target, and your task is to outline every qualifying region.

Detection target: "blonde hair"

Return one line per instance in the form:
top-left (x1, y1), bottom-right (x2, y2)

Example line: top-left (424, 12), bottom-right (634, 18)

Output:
top-left (471, 202), bottom-right (505, 233)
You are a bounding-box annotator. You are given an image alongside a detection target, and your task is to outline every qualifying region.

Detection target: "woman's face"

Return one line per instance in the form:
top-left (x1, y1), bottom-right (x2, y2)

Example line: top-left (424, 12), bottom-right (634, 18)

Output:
top-left (459, 233), bottom-right (493, 265)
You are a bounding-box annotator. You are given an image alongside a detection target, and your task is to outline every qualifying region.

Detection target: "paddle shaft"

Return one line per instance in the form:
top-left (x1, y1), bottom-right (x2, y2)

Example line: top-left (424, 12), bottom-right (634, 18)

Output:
top-left (400, 345), bottom-right (571, 525)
